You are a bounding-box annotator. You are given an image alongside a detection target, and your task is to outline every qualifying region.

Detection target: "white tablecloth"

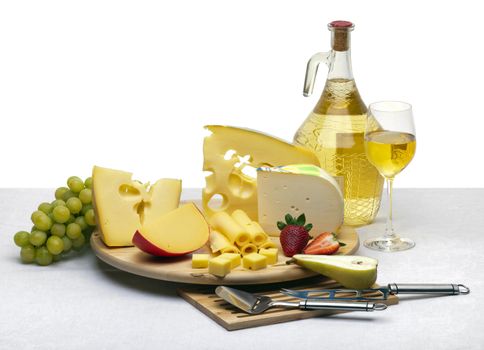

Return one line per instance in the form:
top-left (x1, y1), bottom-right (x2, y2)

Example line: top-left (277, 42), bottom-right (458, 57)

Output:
top-left (1, 189), bottom-right (483, 350)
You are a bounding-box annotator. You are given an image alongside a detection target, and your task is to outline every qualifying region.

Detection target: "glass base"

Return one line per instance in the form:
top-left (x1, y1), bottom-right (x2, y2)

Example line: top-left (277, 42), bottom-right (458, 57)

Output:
top-left (364, 236), bottom-right (415, 252)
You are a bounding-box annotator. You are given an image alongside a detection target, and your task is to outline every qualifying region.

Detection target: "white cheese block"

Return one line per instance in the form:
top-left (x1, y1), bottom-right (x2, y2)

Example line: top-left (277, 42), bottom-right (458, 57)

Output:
top-left (257, 164), bottom-right (344, 237)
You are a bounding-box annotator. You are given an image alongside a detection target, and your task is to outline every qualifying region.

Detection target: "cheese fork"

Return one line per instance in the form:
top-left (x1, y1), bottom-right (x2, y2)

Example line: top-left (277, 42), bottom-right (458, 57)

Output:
top-left (215, 286), bottom-right (387, 315)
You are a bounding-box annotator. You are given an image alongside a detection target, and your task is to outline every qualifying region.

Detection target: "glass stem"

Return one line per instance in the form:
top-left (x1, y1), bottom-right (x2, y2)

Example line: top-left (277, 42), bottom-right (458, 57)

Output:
top-left (384, 177), bottom-right (395, 239)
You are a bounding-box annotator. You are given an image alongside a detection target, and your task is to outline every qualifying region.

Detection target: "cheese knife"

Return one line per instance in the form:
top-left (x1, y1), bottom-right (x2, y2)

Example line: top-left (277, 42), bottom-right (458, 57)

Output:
top-left (215, 286), bottom-right (387, 314)
top-left (280, 283), bottom-right (470, 301)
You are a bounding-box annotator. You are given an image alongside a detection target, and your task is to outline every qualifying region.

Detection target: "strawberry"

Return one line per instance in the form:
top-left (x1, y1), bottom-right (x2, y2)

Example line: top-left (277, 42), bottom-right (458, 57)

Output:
top-left (278, 214), bottom-right (313, 257)
top-left (303, 232), bottom-right (346, 255)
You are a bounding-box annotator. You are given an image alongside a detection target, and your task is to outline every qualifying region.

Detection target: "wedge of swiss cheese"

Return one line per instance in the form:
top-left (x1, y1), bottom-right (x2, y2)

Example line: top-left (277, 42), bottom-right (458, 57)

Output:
top-left (257, 164), bottom-right (344, 236)
top-left (92, 166), bottom-right (181, 247)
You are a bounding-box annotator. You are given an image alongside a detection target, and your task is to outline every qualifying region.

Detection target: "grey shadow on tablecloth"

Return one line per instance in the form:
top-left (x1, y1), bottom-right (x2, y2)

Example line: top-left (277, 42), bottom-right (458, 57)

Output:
top-left (91, 254), bottom-right (183, 299)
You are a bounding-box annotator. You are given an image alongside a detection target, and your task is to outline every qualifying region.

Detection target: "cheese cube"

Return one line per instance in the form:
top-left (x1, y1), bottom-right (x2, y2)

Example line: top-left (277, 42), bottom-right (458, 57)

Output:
top-left (191, 254), bottom-right (210, 268)
top-left (259, 248), bottom-right (278, 265)
top-left (218, 253), bottom-right (241, 269)
top-left (257, 164), bottom-right (344, 236)
top-left (242, 253), bottom-right (267, 270)
top-left (208, 256), bottom-right (232, 277)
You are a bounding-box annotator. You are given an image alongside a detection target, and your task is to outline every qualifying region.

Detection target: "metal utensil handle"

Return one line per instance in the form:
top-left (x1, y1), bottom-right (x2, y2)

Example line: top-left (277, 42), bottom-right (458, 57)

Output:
top-left (299, 300), bottom-right (387, 312)
top-left (388, 283), bottom-right (470, 295)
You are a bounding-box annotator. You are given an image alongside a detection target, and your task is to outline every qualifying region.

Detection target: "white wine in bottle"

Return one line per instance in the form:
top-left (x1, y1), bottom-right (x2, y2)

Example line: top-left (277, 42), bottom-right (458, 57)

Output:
top-left (294, 21), bottom-right (384, 226)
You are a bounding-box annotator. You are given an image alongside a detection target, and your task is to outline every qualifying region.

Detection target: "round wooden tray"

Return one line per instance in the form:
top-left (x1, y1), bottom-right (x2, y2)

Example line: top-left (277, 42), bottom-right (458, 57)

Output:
top-left (91, 224), bottom-right (359, 285)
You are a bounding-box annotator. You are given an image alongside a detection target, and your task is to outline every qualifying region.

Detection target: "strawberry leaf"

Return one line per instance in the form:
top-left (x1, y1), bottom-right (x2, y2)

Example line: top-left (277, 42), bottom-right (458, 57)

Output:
top-left (296, 213), bottom-right (306, 226)
top-left (285, 214), bottom-right (293, 225)
top-left (304, 223), bottom-right (313, 232)
top-left (277, 221), bottom-right (286, 230)
top-left (339, 241), bottom-right (346, 247)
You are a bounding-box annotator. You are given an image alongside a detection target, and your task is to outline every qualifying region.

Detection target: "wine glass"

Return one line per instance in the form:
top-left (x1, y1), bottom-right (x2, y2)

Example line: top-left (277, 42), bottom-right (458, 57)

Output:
top-left (364, 101), bottom-right (416, 252)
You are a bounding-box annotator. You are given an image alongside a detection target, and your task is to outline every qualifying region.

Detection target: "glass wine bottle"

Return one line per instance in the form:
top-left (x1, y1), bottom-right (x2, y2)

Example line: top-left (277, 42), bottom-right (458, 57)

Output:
top-left (294, 20), bottom-right (384, 226)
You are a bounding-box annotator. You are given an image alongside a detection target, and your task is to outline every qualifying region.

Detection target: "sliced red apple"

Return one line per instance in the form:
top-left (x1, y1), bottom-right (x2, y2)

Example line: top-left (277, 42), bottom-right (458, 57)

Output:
top-left (132, 203), bottom-right (209, 257)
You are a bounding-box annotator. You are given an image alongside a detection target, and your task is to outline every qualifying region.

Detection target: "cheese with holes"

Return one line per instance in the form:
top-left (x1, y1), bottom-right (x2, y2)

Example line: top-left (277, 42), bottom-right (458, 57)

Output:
top-left (92, 165), bottom-right (181, 247)
top-left (257, 164), bottom-right (344, 237)
top-left (202, 125), bottom-right (319, 221)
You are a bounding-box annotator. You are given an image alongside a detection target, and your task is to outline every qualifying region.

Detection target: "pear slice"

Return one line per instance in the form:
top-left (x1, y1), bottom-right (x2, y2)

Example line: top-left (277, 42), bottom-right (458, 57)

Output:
top-left (290, 255), bottom-right (378, 289)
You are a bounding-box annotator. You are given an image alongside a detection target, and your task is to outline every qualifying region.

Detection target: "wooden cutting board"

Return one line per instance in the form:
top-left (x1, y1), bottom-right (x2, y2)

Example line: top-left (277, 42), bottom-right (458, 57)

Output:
top-left (91, 198), bottom-right (359, 285)
top-left (178, 277), bottom-right (399, 330)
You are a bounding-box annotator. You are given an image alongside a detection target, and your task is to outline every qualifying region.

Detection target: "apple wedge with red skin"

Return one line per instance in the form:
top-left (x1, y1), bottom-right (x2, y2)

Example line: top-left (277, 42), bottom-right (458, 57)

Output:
top-left (132, 203), bottom-right (210, 257)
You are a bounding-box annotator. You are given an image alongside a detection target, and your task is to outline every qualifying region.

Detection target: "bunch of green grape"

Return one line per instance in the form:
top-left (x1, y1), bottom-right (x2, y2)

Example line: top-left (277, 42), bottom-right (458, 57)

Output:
top-left (13, 176), bottom-right (96, 266)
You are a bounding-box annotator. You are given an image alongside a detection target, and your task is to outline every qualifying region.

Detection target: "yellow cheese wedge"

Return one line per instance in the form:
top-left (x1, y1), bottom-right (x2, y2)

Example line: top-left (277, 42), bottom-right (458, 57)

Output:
top-left (92, 165), bottom-right (181, 247)
top-left (208, 256), bottom-right (232, 277)
top-left (135, 203), bottom-right (209, 256)
top-left (93, 166), bottom-right (144, 247)
top-left (231, 209), bottom-right (268, 246)
top-left (209, 211), bottom-right (250, 246)
top-left (202, 125), bottom-right (319, 220)
top-left (143, 178), bottom-right (182, 225)
top-left (242, 253), bottom-right (267, 270)
top-left (192, 254), bottom-right (210, 268)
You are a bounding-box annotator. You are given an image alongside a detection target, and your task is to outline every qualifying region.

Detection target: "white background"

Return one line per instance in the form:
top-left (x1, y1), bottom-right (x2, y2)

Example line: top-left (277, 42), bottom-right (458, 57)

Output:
top-left (1, 0), bottom-right (482, 188)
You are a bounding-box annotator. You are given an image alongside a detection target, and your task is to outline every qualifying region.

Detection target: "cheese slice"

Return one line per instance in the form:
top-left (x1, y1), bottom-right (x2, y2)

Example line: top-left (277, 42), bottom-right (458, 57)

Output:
top-left (92, 166), bottom-right (181, 247)
top-left (257, 164), bottom-right (344, 237)
top-left (202, 125), bottom-right (319, 221)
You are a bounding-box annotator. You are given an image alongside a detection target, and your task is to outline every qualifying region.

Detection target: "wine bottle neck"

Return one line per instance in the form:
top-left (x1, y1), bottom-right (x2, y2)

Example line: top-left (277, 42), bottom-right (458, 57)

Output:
top-left (327, 50), bottom-right (354, 80)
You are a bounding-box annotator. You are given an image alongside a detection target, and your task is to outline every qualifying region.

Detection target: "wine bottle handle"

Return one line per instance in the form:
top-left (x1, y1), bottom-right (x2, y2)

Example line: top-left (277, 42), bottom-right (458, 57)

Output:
top-left (303, 51), bottom-right (333, 97)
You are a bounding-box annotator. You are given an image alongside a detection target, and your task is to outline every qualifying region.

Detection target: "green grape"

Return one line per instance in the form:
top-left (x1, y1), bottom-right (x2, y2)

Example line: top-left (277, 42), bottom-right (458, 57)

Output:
top-left (74, 216), bottom-right (88, 231)
top-left (31, 210), bottom-right (44, 224)
top-left (51, 199), bottom-right (66, 208)
top-left (31, 211), bottom-right (53, 231)
top-left (38, 202), bottom-right (53, 214)
top-left (36, 246), bottom-right (53, 266)
top-left (78, 188), bottom-right (92, 205)
top-left (20, 245), bottom-right (36, 263)
top-left (66, 197), bottom-right (82, 214)
top-left (50, 223), bottom-right (66, 237)
top-left (62, 190), bottom-right (76, 202)
top-left (72, 234), bottom-right (86, 250)
top-left (53, 254), bottom-right (62, 262)
top-left (29, 230), bottom-right (47, 247)
top-left (62, 236), bottom-right (73, 252)
top-left (14, 231), bottom-right (30, 247)
top-left (66, 223), bottom-right (81, 239)
top-left (52, 206), bottom-right (70, 223)
top-left (84, 209), bottom-right (96, 226)
top-left (48, 212), bottom-right (55, 223)
top-left (66, 214), bottom-right (76, 224)
top-left (55, 187), bottom-right (69, 200)
top-left (67, 176), bottom-right (85, 193)
top-left (46, 236), bottom-right (64, 255)
top-left (84, 177), bottom-right (93, 189)
top-left (81, 203), bottom-right (93, 215)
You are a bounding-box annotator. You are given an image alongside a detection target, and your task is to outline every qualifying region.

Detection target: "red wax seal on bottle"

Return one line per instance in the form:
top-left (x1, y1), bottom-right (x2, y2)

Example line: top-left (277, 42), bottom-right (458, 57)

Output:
top-left (329, 20), bottom-right (354, 28)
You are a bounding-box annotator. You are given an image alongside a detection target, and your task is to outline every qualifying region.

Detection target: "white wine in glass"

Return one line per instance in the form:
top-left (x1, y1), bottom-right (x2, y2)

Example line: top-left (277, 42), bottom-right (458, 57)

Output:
top-left (364, 101), bottom-right (416, 252)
